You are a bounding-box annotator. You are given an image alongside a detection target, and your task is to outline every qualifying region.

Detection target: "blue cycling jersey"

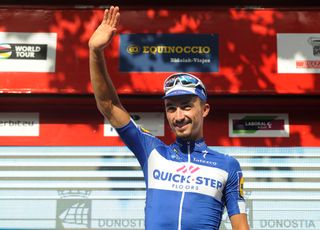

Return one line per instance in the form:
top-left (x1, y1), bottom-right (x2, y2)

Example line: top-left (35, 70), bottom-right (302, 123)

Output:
top-left (116, 119), bottom-right (246, 230)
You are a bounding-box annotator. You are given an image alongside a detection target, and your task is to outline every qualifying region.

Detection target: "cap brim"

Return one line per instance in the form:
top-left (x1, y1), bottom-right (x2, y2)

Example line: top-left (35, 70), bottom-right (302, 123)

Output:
top-left (162, 89), bottom-right (197, 99)
top-left (163, 89), bottom-right (207, 101)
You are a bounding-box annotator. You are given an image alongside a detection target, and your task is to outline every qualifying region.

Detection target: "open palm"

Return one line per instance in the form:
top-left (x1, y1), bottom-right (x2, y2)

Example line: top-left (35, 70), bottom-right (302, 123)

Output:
top-left (89, 6), bottom-right (120, 51)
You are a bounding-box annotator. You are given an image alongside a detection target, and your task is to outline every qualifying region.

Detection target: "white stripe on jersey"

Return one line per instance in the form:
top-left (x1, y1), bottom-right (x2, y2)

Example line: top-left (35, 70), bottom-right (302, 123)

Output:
top-left (148, 149), bottom-right (228, 202)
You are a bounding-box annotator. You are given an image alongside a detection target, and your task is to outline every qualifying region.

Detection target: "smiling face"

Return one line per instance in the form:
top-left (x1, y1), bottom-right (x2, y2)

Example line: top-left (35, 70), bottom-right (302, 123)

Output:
top-left (165, 95), bottom-right (210, 141)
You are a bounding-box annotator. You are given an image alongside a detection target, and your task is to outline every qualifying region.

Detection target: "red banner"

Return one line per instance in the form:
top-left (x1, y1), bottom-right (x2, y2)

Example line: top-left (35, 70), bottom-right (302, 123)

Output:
top-left (0, 8), bottom-right (320, 95)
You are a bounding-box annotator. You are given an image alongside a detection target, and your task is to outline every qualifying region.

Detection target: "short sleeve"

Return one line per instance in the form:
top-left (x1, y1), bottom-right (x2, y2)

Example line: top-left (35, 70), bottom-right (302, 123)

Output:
top-left (116, 119), bottom-right (163, 167)
top-left (224, 156), bottom-right (246, 217)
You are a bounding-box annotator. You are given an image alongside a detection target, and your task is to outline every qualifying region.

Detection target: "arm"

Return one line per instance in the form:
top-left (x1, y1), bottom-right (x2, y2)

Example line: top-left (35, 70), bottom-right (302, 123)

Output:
top-left (89, 6), bottom-right (130, 128)
top-left (230, 213), bottom-right (250, 230)
top-left (224, 157), bottom-right (250, 230)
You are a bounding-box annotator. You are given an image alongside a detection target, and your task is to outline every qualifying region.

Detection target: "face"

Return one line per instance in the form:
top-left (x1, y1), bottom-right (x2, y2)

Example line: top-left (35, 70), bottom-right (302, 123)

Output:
top-left (165, 95), bottom-right (210, 141)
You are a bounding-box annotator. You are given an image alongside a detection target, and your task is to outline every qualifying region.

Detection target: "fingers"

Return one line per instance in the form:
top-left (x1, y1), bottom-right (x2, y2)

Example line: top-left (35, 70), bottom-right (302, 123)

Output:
top-left (103, 8), bottom-right (109, 22)
top-left (114, 12), bottom-right (120, 28)
top-left (111, 6), bottom-right (120, 27)
top-left (104, 6), bottom-right (120, 27)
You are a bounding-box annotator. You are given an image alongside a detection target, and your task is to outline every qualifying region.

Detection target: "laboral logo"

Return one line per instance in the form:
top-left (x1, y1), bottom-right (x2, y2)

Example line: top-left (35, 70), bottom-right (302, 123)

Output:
top-left (0, 32), bottom-right (57, 72)
top-left (229, 113), bottom-right (289, 137)
top-left (148, 150), bottom-right (227, 201)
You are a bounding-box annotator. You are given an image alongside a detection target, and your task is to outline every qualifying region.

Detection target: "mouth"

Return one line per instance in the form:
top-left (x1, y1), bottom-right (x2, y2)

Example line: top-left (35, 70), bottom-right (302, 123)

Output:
top-left (174, 122), bottom-right (190, 131)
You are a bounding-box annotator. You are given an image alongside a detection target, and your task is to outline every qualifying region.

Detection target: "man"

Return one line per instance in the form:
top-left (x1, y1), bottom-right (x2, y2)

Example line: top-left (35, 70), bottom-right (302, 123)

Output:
top-left (89, 6), bottom-right (249, 230)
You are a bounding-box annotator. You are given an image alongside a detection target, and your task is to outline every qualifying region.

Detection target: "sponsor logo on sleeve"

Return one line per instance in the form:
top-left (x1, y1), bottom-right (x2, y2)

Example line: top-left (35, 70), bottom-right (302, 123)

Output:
top-left (237, 171), bottom-right (244, 198)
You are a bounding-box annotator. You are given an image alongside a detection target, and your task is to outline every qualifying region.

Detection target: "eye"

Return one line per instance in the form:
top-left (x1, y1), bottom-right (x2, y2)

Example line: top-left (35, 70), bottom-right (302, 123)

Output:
top-left (166, 105), bottom-right (176, 112)
top-left (182, 104), bottom-right (192, 110)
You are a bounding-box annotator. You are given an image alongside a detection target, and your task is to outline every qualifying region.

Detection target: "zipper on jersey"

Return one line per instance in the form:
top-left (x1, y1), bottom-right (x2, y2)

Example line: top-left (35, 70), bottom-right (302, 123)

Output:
top-left (178, 141), bottom-right (191, 230)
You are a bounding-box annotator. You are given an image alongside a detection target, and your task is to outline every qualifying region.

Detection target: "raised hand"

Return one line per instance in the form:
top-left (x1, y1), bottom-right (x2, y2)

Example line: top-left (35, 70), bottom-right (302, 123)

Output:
top-left (89, 6), bottom-right (120, 51)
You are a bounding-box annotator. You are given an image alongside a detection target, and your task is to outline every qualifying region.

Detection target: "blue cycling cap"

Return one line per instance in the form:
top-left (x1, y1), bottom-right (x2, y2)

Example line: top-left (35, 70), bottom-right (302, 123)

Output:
top-left (163, 73), bottom-right (207, 101)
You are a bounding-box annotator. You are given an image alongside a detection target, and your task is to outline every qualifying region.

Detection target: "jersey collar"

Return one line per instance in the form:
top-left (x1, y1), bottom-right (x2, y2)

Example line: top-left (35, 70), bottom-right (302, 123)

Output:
top-left (174, 138), bottom-right (207, 154)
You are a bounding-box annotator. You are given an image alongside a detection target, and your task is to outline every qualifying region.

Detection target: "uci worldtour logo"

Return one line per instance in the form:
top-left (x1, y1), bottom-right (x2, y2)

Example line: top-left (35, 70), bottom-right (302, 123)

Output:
top-left (153, 165), bottom-right (223, 191)
top-left (0, 43), bottom-right (47, 59)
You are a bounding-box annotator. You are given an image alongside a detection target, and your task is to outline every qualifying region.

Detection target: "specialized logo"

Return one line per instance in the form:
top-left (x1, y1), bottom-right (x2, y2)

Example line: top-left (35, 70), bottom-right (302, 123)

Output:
top-left (202, 150), bottom-right (208, 159)
top-left (0, 43), bottom-right (47, 60)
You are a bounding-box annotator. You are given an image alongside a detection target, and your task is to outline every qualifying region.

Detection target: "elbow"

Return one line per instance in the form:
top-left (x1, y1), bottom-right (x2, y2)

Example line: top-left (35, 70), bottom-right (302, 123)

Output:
top-left (96, 99), bottom-right (113, 119)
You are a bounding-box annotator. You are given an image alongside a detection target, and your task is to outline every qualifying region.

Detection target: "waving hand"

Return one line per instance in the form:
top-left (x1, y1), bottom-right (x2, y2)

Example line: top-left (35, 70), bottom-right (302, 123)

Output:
top-left (89, 6), bottom-right (120, 51)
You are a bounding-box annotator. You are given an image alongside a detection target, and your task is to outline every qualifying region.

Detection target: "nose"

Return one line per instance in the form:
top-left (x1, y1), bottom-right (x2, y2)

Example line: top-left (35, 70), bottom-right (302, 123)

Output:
top-left (175, 107), bottom-right (185, 122)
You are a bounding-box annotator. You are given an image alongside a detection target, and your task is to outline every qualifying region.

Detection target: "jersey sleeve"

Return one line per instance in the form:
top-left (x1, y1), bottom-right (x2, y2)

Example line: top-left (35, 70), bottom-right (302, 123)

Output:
top-left (116, 119), bottom-right (163, 167)
top-left (224, 156), bottom-right (247, 217)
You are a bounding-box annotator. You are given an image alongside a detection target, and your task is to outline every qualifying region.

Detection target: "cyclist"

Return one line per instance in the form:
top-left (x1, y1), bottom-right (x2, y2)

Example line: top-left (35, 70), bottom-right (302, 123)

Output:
top-left (89, 6), bottom-right (249, 230)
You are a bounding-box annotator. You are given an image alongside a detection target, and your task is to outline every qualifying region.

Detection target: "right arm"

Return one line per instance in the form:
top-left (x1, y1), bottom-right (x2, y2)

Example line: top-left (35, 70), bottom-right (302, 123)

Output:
top-left (89, 6), bottom-right (163, 166)
top-left (89, 6), bottom-right (130, 128)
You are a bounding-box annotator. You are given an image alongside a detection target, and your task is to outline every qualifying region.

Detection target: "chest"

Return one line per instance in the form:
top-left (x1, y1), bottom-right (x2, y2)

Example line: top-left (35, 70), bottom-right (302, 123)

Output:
top-left (147, 149), bottom-right (228, 201)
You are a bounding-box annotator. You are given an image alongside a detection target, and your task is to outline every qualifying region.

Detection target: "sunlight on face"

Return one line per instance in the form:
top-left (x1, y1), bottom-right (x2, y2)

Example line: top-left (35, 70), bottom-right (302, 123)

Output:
top-left (165, 95), bottom-right (209, 141)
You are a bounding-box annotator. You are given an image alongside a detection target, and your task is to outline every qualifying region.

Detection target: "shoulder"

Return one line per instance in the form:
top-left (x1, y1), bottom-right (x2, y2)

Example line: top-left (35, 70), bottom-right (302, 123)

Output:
top-left (116, 119), bottom-right (165, 150)
top-left (117, 119), bottom-right (158, 139)
top-left (206, 148), bottom-right (241, 171)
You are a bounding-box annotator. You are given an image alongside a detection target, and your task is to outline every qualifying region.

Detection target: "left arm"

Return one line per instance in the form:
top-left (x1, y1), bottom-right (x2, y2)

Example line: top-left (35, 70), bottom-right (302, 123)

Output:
top-left (224, 156), bottom-right (250, 230)
top-left (230, 213), bottom-right (250, 230)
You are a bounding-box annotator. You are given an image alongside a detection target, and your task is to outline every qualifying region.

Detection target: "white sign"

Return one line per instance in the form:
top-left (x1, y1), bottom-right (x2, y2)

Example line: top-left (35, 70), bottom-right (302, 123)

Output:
top-left (104, 112), bottom-right (164, 137)
top-left (0, 32), bottom-right (57, 72)
top-left (0, 113), bottom-right (39, 136)
top-left (277, 33), bottom-right (320, 73)
top-left (251, 200), bottom-right (319, 229)
top-left (91, 200), bottom-right (145, 229)
top-left (229, 113), bottom-right (289, 137)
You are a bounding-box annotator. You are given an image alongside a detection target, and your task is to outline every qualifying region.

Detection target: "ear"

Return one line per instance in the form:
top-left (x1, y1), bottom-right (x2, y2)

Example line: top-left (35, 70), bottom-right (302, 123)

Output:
top-left (202, 103), bottom-right (210, 118)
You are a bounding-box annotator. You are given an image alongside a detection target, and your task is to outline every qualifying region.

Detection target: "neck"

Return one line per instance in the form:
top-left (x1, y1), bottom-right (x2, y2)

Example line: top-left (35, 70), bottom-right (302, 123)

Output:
top-left (176, 137), bottom-right (204, 145)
